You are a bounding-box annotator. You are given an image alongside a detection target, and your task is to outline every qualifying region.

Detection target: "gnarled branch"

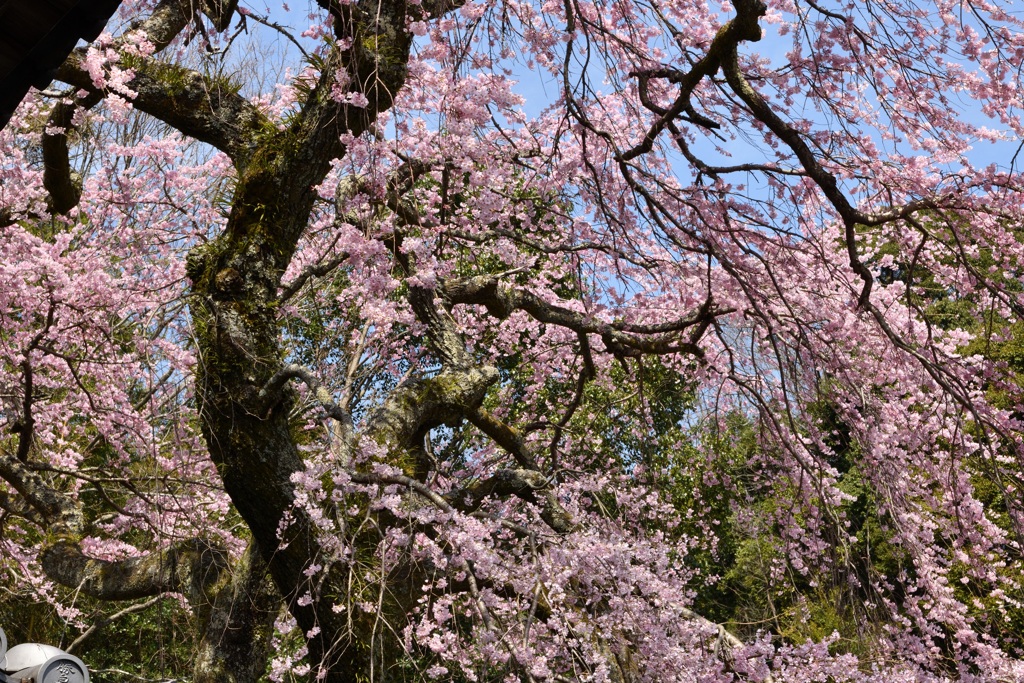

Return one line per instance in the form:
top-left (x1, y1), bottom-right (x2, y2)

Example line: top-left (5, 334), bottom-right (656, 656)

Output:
top-left (443, 275), bottom-right (724, 358)
top-left (367, 366), bottom-right (498, 475)
top-left (445, 468), bottom-right (574, 534)
top-left (41, 537), bottom-right (229, 602)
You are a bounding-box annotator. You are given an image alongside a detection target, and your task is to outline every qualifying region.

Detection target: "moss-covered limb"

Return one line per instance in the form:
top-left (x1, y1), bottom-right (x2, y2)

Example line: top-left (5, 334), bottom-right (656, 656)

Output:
top-left (220, 0), bottom-right (419, 263)
top-left (185, 202), bottom-right (327, 676)
top-left (466, 406), bottom-right (541, 470)
top-left (345, 0), bottom-right (414, 107)
top-left (401, 260), bottom-right (498, 411)
top-left (186, 260), bottom-right (352, 677)
top-left (405, 285), bottom-right (573, 531)
top-left (367, 366), bottom-right (499, 475)
top-left (183, 0), bottom-right (424, 274)
top-left (194, 393), bottom-right (356, 677)
top-left (37, 0), bottom-right (208, 213)
top-left (118, 0), bottom-right (195, 54)
top-left (48, 0), bottom-right (263, 166)
top-left (39, 538), bottom-right (229, 602)
top-left (416, 0), bottom-right (469, 19)
top-left (56, 55), bottom-right (265, 169)
top-left (242, 0), bottom-right (428, 232)
top-left (0, 487), bottom-right (45, 526)
top-left (364, 264), bottom-right (503, 476)
top-left (409, 285), bottom-right (474, 368)
top-left (193, 540), bottom-right (281, 683)
top-left (322, 0), bottom-right (413, 111)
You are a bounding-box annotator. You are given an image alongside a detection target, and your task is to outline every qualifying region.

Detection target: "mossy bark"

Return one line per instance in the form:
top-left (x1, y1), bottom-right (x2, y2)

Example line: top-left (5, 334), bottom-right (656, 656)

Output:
top-left (193, 541), bottom-right (280, 683)
top-left (183, 1), bottom-right (421, 678)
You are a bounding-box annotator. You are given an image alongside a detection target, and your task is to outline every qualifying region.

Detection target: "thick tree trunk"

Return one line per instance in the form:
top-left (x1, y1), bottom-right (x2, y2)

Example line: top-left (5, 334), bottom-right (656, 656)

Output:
top-left (193, 541), bottom-right (281, 683)
top-left (183, 4), bottom-right (418, 678)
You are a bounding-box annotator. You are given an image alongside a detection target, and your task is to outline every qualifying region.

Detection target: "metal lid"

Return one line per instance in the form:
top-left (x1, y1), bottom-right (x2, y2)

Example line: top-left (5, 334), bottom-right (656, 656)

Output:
top-left (1, 644), bottom-right (66, 673)
top-left (37, 654), bottom-right (89, 683)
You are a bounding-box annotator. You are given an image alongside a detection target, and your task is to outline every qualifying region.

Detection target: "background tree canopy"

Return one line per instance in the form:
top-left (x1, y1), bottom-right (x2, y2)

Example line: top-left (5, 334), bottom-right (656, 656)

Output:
top-left (2, 0), bottom-right (1024, 680)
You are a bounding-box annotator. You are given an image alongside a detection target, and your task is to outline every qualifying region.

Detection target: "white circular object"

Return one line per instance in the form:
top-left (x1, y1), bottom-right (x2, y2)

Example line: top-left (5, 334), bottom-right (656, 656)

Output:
top-left (1, 643), bottom-right (66, 673)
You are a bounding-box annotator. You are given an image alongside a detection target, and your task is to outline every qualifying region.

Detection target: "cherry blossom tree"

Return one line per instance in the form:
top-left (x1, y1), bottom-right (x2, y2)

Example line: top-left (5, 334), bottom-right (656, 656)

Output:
top-left (2, 0), bottom-right (1024, 680)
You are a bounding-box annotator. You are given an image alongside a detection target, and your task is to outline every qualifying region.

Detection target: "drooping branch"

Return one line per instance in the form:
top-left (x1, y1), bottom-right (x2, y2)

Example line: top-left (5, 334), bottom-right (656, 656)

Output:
top-left (463, 388), bottom-right (577, 535)
top-left (445, 468), bottom-right (574, 533)
top-left (10, 298), bottom-right (55, 466)
top-left (40, 537), bottom-right (229, 602)
top-left (258, 364), bottom-right (353, 427)
top-left (618, 0), bottom-right (765, 163)
top-left (678, 606), bottom-right (775, 683)
top-left (712, 0), bottom-right (935, 310)
top-left (258, 364), bottom-right (355, 460)
top-left (350, 473), bottom-right (757, 679)
top-left (278, 251), bottom-right (351, 302)
top-left (443, 275), bottom-right (724, 358)
top-left (718, 39), bottom-right (879, 307)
